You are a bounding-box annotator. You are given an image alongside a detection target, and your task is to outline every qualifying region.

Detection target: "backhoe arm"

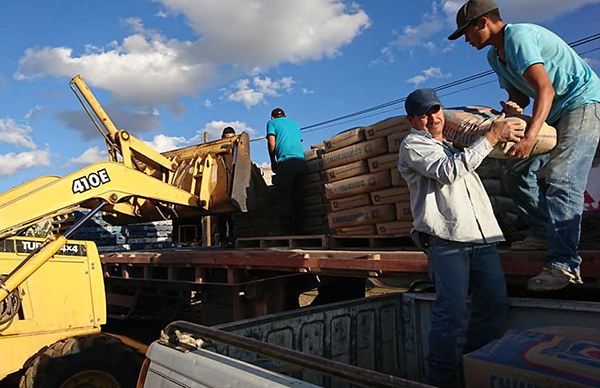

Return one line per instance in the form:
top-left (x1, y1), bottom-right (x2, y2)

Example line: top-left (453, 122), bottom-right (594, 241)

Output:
top-left (0, 161), bottom-right (206, 237)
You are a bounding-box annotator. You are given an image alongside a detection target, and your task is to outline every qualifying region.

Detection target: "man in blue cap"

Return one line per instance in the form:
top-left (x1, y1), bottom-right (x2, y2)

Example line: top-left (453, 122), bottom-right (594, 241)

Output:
top-left (449, 0), bottom-right (600, 291)
top-left (398, 88), bottom-right (523, 387)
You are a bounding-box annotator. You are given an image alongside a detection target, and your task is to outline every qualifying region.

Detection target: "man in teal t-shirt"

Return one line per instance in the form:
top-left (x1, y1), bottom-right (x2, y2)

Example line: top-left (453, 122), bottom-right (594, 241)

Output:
top-left (449, 0), bottom-right (600, 292)
top-left (266, 108), bottom-right (307, 235)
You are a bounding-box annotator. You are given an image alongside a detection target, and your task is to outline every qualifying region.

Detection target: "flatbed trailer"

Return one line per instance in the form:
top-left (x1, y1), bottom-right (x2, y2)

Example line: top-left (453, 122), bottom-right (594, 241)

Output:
top-left (99, 243), bottom-right (600, 325)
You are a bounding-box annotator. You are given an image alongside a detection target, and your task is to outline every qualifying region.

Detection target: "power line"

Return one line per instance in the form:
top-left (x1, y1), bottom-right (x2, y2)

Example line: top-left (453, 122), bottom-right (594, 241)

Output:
top-left (249, 33), bottom-right (600, 143)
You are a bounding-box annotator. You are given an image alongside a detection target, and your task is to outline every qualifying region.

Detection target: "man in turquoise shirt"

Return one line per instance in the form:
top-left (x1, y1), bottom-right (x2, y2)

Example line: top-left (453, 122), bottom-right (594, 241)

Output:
top-left (449, 0), bottom-right (600, 291)
top-left (267, 108), bottom-right (306, 235)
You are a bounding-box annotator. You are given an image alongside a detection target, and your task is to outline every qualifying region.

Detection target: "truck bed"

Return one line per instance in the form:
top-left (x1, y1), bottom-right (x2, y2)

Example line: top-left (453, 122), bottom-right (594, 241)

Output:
top-left (99, 245), bottom-right (600, 324)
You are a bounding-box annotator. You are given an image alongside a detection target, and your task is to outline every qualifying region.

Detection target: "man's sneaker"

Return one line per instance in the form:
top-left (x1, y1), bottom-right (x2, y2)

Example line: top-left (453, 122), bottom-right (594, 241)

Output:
top-left (527, 267), bottom-right (582, 292)
top-left (510, 236), bottom-right (548, 251)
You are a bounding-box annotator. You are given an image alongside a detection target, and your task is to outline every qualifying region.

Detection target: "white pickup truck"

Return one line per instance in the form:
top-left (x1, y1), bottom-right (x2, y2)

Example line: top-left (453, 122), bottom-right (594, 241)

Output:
top-left (137, 292), bottom-right (600, 388)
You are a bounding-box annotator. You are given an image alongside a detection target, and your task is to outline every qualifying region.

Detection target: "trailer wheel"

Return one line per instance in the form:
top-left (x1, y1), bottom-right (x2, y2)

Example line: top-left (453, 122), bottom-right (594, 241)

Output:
top-left (19, 333), bottom-right (144, 388)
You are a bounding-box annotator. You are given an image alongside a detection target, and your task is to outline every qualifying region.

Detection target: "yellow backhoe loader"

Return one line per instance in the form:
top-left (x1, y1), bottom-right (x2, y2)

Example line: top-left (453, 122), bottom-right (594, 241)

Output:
top-left (0, 76), bottom-right (253, 387)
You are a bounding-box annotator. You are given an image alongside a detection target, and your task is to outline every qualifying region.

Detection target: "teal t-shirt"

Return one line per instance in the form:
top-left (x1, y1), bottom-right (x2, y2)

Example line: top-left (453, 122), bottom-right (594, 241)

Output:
top-left (487, 23), bottom-right (600, 124)
top-left (266, 117), bottom-right (305, 162)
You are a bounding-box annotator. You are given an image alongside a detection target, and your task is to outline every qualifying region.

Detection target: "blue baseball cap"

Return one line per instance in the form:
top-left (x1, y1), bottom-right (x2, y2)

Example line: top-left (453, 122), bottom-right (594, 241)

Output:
top-left (405, 88), bottom-right (442, 116)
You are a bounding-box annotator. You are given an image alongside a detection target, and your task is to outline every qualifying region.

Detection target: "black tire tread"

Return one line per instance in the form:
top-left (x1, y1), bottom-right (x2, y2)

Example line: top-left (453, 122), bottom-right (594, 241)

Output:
top-left (19, 333), bottom-right (143, 388)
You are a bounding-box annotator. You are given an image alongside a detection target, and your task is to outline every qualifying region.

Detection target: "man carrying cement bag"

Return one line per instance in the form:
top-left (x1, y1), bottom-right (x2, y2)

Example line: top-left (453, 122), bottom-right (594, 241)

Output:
top-left (398, 88), bottom-right (523, 388)
top-left (442, 105), bottom-right (557, 158)
top-left (450, 0), bottom-right (600, 292)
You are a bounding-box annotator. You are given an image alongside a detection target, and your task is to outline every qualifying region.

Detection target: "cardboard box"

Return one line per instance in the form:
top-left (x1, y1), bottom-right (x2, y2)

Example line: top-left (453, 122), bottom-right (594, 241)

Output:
top-left (387, 131), bottom-right (409, 153)
top-left (322, 138), bottom-right (388, 169)
top-left (323, 127), bottom-right (366, 152)
top-left (376, 221), bottom-right (412, 235)
top-left (324, 160), bottom-right (369, 183)
top-left (325, 171), bottom-right (391, 200)
top-left (334, 224), bottom-right (376, 235)
top-left (327, 204), bottom-right (396, 229)
top-left (370, 187), bottom-right (410, 205)
top-left (463, 329), bottom-right (600, 388)
top-left (368, 153), bottom-right (399, 173)
top-left (395, 201), bottom-right (412, 221)
top-left (390, 168), bottom-right (408, 187)
top-left (365, 115), bottom-right (411, 140)
top-left (330, 194), bottom-right (371, 212)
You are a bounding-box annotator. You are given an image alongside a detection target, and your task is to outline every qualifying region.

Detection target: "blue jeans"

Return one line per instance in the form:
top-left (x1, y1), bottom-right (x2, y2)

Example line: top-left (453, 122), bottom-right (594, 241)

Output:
top-left (504, 103), bottom-right (600, 275)
top-left (426, 237), bottom-right (508, 388)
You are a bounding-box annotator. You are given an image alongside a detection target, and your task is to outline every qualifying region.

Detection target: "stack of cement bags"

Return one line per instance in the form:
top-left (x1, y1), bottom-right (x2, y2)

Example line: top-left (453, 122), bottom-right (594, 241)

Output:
top-left (475, 159), bottom-right (528, 242)
top-left (302, 146), bottom-right (330, 234)
top-left (232, 164), bottom-right (278, 237)
top-left (52, 209), bottom-right (173, 252)
top-left (314, 116), bottom-right (414, 236)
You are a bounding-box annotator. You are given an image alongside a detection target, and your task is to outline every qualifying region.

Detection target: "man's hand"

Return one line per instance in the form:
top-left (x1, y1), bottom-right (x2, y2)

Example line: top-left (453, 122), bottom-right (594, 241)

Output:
top-left (500, 100), bottom-right (524, 115)
top-left (507, 135), bottom-right (537, 158)
top-left (484, 112), bottom-right (525, 146)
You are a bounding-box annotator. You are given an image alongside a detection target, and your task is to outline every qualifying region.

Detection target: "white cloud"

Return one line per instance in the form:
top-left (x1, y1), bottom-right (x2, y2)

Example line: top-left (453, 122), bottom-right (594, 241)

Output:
top-left (0, 118), bottom-right (37, 149)
top-left (143, 134), bottom-right (189, 152)
top-left (25, 105), bottom-right (47, 122)
top-left (0, 150), bottom-right (51, 177)
top-left (16, 1), bottom-right (369, 111)
top-left (16, 19), bottom-right (216, 115)
top-left (70, 147), bottom-right (108, 164)
top-left (302, 88), bottom-right (314, 94)
top-left (375, 0), bottom-right (600, 62)
top-left (226, 76), bottom-right (296, 108)
top-left (494, 0), bottom-right (600, 23)
top-left (191, 120), bottom-right (257, 142)
top-left (155, 0), bottom-right (370, 65)
top-left (204, 98), bottom-right (213, 108)
top-left (407, 66), bottom-right (451, 86)
top-left (226, 79), bottom-right (265, 108)
top-left (395, 3), bottom-right (446, 48)
top-left (407, 75), bottom-right (427, 86)
top-left (423, 67), bottom-right (449, 78)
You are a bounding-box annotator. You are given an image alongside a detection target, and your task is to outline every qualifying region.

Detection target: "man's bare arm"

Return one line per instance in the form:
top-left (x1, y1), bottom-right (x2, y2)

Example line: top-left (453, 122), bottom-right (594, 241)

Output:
top-left (267, 134), bottom-right (278, 171)
top-left (501, 87), bottom-right (529, 114)
top-left (507, 63), bottom-right (555, 158)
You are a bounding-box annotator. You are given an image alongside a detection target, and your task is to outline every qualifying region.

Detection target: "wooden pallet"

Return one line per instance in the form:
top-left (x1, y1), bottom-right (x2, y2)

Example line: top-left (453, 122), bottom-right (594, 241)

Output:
top-left (234, 234), bottom-right (414, 249)
top-left (235, 234), bottom-right (328, 249)
top-left (328, 234), bottom-right (413, 249)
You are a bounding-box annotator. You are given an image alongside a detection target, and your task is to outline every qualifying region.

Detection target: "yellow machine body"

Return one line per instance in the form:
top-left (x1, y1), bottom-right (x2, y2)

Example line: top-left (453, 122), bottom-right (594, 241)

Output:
top-left (0, 237), bottom-right (106, 379)
top-left (0, 75), bottom-right (253, 382)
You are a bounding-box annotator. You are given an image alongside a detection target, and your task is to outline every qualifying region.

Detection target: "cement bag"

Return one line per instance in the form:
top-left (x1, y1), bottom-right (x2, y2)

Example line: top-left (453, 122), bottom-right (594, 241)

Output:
top-left (443, 106), bottom-right (557, 159)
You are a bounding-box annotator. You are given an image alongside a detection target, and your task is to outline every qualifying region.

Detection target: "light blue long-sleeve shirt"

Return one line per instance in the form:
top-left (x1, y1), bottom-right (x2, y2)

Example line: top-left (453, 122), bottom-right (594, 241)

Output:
top-left (398, 129), bottom-right (504, 244)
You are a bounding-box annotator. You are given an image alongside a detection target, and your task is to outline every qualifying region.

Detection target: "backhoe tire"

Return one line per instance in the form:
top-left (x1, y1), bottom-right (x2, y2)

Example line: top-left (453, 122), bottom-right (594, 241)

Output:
top-left (19, 333), bottom-right (144, 388)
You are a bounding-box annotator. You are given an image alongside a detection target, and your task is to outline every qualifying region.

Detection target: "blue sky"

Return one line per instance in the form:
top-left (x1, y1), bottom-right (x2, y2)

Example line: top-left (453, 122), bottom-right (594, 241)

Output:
top-left (0, 0), bottom-right (599, 192)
